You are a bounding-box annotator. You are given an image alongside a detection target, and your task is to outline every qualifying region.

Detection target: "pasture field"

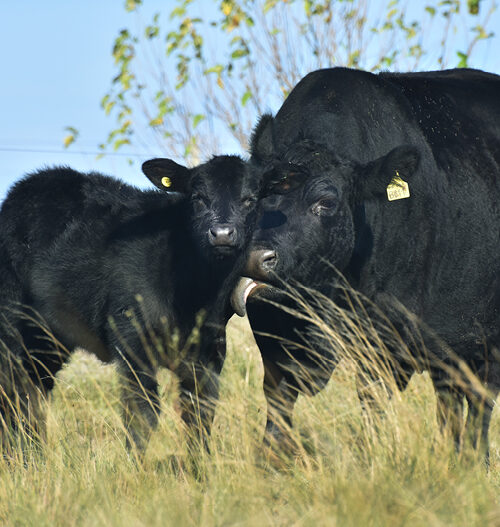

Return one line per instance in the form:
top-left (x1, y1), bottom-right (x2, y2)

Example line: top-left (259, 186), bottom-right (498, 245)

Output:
top-left (0, 314), bottom-right (499, 527)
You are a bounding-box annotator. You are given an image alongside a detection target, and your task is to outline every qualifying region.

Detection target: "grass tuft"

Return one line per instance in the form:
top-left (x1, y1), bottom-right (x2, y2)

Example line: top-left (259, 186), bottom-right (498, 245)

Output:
top-left (0, 310), bottom-right (499, 526)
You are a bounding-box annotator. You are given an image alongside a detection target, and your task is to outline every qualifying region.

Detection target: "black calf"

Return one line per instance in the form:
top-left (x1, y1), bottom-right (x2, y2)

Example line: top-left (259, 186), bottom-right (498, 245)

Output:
top-left (0, 155), bottom-right (261, 452)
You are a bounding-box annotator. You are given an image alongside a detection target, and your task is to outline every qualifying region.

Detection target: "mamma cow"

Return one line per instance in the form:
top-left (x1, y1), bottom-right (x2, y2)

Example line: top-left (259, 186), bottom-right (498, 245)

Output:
top-left (232, 67), bottom-right (500, 455)
top-left (0, 155), bottom-right (262, 452)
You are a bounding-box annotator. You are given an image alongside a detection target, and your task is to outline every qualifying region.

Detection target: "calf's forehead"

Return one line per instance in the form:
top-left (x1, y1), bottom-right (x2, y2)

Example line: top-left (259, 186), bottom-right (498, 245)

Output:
top-left (192, 157), bottom-right (258, 195)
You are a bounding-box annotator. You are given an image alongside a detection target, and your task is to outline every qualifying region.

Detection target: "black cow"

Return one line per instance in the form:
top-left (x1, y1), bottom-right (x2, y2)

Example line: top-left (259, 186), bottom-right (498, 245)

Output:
top-left (0, 155), bottom-right (261, 452)
top-left (232, 67), bottom-right (500, 455)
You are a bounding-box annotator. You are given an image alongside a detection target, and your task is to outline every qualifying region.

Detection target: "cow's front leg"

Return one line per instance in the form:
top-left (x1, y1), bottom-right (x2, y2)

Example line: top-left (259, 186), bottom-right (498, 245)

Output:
top-left (465, 357), bottom-right (500, 465)
top-left (355, 359), bottom-right (411, 421)
top-left (262, 358), bottom-right (299, 456)
top-left (434, 384), bottom-right (466, 451)
top-left (466, 391), bottom-right (496, 465)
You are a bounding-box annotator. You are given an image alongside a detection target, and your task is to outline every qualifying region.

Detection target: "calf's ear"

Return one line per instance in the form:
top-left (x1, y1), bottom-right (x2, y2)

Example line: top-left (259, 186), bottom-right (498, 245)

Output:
top-left (357, 145), bottom-right (420, 200)
top-left (142, 158), bottom-right (191, 194)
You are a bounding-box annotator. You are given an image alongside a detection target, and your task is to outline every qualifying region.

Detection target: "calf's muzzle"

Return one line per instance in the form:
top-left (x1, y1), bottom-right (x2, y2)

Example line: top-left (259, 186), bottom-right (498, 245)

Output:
top-left (208, 224), bottom-right (237, 247)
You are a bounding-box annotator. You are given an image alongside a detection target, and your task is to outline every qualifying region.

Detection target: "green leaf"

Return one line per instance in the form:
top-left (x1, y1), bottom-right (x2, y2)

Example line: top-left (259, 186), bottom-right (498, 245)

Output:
top-left (125, 0), bottom-right (142, 12)
top-left (472, 24), bottom-right (489, 40)
top-left (113, 138), bottom-right (131, 151)
top-left (104, 100), bottom-right (115, 116)
top-left (231, 48), bottom-right (249, 59)
top-left (241, 90), bottom-right (252, 106)
top-left (221, 1), bottom-right (232, 16)
top-left (149, 117), bottom-right (164, 127)
top-left (145, 25), bottom-right (159, 39)
top-left (468, 0), bottom-right (480, 14)
top-left (263, 0), bottom-right (279, 13)
top-left (192, 114), bottom-right (206, 128)
top-left (170, 6), bottom-right (186, 19)
top-left (204, 64), bottom-right (224, 75)
top-left (456, 51), bottom-right (468, 68)
top-left (425, 6), bottom-right (436, 16)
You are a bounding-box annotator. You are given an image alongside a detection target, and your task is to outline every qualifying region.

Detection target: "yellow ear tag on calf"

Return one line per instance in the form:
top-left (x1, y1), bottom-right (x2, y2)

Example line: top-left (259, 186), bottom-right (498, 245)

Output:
top-left (161, 176), bottom-right (172, 188)
top-left (386, 171), bottom-right (410, 201)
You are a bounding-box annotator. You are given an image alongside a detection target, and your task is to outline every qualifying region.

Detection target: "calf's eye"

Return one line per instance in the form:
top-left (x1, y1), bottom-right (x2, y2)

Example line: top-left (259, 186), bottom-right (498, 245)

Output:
top-left (192, 194), bottom-right (209, 208)
top-left (311, 198), bottom-right (337, 216)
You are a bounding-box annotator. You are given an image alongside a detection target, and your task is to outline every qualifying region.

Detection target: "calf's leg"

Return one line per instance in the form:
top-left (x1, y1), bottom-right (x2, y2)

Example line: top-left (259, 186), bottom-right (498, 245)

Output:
top-left (119, 364), bottom-right (160, 453)
top-left (177, 342), bottom-right (226, 448)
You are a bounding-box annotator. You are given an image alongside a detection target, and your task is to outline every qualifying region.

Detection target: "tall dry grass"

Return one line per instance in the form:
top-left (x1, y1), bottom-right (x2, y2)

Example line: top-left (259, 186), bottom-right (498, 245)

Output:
top-left (0, 292), bottom-right (499, 526)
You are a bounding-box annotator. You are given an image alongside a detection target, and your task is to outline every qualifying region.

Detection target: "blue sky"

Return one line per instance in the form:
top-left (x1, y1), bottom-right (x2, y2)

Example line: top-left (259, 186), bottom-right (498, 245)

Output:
top-left (0, 2), bottom-right (156, 200)
top-left (0, 1), bottom-right (499, 201)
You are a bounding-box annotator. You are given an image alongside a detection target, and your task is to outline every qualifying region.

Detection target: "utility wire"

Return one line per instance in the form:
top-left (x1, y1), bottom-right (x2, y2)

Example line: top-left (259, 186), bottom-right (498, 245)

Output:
top-left (0, 146), bottom-right (154, 158)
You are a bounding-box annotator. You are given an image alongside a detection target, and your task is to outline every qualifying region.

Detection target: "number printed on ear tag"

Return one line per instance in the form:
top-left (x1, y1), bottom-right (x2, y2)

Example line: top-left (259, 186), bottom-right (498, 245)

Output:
top-left (387, 172), bottom-right (410, 201)
top-left (161, 176), bottom-right (172, 188)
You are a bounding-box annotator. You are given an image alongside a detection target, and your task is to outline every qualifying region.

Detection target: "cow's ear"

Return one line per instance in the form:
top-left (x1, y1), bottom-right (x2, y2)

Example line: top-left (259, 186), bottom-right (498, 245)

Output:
top-left (142, 158), bottom-right (192, 194)
top-left (250, 113), bottom-right (274, 164)
top-left (357, 145), bottom-right (420, 200)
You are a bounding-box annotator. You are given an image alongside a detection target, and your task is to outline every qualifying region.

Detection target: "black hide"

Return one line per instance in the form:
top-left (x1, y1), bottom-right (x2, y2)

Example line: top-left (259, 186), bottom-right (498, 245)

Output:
top-left (244, 67), bottom-right (500, 454)
top-left (0, 155), bottom-right (261, 451)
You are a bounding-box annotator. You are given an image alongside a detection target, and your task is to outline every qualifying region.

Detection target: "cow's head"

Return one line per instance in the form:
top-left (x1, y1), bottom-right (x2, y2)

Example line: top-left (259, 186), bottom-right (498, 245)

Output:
top-left (142, 155), bottom-right (261, 264)
top-left (231, 138), bottom-right (420, 316)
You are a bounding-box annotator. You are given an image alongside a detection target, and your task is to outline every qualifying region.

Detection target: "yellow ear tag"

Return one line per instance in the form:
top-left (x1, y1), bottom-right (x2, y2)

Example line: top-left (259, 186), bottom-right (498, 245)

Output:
top-left (161, 176), bottom-right (172, 188)
top-left (387, 171), bottom-right (410, 201)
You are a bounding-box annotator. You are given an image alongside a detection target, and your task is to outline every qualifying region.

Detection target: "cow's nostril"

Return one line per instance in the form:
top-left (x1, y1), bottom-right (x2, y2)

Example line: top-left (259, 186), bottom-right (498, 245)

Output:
top-left (244, 249), bottom-right (278, 279)
top-left (260, 250), bottom-right (277, 270)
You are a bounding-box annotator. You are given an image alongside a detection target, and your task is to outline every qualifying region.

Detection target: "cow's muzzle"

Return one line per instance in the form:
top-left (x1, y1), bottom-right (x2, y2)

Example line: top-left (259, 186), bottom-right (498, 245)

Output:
top-left (231, 249), bottom-right (278, 317)
top-left (244, 249), bottom-right (277, 280)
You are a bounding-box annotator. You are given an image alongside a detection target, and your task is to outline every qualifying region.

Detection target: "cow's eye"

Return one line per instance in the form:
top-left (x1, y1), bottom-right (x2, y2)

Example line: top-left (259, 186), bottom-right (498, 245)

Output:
top-left (311, 197), bottom-right (337, 216)
top-left (242, 196), bottom-right (257, 207)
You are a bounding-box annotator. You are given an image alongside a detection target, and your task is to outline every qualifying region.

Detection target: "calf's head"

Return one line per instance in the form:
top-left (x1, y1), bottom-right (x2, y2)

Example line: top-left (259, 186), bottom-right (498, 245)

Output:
top-left (231, 140), bottom-right (420, 316)
top-left (142, 155), bottom-right (261, 264)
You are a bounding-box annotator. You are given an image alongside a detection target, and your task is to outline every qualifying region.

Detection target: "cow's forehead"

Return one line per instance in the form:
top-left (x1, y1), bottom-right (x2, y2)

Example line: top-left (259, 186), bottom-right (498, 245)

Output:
top-left (279, 140), bottom-right (342, 165)
top-left (271, 142), bottom-right (355, 183)
top-left (274, 159), bottom-right (352, 195)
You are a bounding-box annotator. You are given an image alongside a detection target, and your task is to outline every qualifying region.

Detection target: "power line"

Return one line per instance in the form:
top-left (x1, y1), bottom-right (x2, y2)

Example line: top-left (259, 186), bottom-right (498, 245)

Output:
top-left (0, 146), bottom-right (154, 158)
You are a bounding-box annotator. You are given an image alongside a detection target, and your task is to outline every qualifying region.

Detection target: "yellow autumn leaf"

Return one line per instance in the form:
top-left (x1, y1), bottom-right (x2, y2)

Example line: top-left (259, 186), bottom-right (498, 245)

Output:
top-left (63, 135), bottom-right (75, 148)
top-left (149, 117), bottom-right (164, 127)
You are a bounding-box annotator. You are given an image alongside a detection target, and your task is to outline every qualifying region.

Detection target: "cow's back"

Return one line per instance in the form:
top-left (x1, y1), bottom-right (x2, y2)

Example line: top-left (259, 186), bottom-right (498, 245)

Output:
top-left (380, 69), bottom-right (500, 176)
